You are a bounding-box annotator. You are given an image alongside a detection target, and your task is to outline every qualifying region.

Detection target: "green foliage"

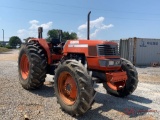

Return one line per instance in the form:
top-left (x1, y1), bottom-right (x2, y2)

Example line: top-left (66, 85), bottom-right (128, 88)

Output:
top-left (0, 41), bottom-right (4, 47)
top-left (70, 32), bottom-right (78, 40)
top-left (0, 43), bottom-right (3, 47)
top-left (5, 44), bottom-right (12, 49)
top-left (9, 36), bottom-right (22, 47)
top-left (62, 32), bottom-right (70, 42)
top-left (47, 29), bottom-right (78, 42)
top-left (47, 30), bottom-right (59, 39)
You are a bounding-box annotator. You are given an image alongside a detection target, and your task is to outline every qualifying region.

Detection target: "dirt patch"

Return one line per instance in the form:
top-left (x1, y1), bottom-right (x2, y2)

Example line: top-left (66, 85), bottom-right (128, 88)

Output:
top-left (137, 67), bottom-right (160, 84)
top-left (0, 49), bottom-right (18, 61)
top-left (139, 74), bottom-right (160, 83)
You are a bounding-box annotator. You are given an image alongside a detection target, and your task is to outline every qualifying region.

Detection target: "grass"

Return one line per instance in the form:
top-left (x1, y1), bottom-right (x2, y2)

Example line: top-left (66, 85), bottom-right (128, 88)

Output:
top-left (0, 47), bottom-right (10, 53)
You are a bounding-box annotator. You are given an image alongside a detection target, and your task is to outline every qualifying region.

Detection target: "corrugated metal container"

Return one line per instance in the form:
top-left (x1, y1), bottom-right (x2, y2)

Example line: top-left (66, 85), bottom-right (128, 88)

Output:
top-left (120, 37), bottom-right (160, 66)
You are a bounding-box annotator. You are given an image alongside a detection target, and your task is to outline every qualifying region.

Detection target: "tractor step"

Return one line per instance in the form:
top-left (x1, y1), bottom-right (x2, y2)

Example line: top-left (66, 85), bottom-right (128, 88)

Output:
top-left (47, 63), bottom-right (59, 75)
top-left (106, 71), bottom-right (127, 83)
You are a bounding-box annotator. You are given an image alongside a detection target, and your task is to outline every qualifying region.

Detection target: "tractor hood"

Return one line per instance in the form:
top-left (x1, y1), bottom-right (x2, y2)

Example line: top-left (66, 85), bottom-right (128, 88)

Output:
top-left (65, 40), bottom-right (118, 46)
top-left (63, 40), bottom-right (119, 57)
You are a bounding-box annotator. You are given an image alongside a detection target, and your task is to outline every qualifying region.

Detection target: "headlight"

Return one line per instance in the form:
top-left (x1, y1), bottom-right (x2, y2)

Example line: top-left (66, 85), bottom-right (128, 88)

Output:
top-left (114, 60), bottom-right (121, 65)
top-left (109, 61), bottom-right (114, 66)
top-left (99, 59), bottom-right (121, 67)
top-left (99, 60), bottom-right (108, 66)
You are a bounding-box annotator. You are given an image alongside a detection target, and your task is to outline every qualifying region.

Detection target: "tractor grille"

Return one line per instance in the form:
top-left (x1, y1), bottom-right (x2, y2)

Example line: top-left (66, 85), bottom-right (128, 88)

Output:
top-left (97, 44), bottom-right (119, 56)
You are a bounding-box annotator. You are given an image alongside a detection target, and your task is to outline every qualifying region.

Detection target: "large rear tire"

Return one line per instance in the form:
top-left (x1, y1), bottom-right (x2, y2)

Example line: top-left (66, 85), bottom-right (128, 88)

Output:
top-left (18, 41), bottom-right (47, 90)
top-left (103, 58), bottom-right (138, 97)
top-left (54, 60), bottom-right (96, 116)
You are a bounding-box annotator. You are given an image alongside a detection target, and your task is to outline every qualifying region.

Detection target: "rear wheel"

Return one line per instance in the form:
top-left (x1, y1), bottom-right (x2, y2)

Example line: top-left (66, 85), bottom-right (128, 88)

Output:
top-left (54, 60), bottom-right (96, 116)
top-left (20, 54), bottom-right (29, 80)
top-left (18, 41), bottom-right (47, 89)
top-left (103, 58), bottom-right (138, 97)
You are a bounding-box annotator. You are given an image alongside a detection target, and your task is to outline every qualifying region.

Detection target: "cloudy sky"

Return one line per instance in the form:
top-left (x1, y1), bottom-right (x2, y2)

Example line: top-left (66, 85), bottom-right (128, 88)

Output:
top-left (1, 0), bottom-right (160, 41)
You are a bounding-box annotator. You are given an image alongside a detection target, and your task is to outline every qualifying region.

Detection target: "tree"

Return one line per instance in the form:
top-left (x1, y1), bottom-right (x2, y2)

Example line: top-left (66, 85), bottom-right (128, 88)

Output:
top-left (47, 29), bottom-right (78, 42)
top-left (47, 29), bottom-right (59, 39)
top-left (9, 36), bottom-right (22, 47)
top-left (70, 32), bottom-right (78, 40)
top-left (62, 31), bottom-right (70, 41)
top-left (0, 41), bottom-right (3, 47)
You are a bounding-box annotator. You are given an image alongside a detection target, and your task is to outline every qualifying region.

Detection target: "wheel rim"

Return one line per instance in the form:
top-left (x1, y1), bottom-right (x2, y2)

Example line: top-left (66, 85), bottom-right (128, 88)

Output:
top-left (58, 71), bottom-right (77, 105)
top-left (20, 54), bottom-right (29, 80)
top-left (107, 81), bottom-right (126, 91)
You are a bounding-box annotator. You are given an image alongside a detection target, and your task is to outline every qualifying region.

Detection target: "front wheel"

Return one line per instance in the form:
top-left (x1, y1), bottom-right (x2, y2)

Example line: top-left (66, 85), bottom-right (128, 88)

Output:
top-left (54, 60), bottom-right (96, 116)
top-left (103, 58), bottom-right (138, 97)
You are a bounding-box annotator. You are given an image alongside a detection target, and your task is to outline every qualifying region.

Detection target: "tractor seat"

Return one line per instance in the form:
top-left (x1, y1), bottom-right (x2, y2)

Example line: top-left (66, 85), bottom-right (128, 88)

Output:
top-left (51, 38), bottom-right (61, 46)
top-left (53, 46), bottom-right (62, 51)
top-left (52, 45), bottom-right (62, 54)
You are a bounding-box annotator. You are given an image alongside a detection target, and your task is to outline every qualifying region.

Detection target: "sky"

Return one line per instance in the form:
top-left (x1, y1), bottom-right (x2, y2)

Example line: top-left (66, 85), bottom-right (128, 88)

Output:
top-left (1, 0), bottom-right (160, 41)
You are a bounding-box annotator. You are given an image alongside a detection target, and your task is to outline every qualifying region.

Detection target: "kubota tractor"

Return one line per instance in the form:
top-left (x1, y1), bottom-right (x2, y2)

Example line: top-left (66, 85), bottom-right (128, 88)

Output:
top-left (18, 12), bottom-right (138, 116)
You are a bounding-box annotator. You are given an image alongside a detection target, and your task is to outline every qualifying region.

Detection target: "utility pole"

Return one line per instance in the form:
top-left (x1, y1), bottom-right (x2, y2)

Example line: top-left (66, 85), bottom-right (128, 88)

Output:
top-left (2, 29), bottom-right (4, 46)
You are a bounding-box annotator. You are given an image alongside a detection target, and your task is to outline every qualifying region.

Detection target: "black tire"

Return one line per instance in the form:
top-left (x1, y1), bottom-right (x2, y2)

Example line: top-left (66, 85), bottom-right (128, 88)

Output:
top-left (18, 41), bottom-right (47, 90)
top-left (103, 58), bottom-right (138, 97)
top-left (54, 60), bottom-right (96, 116)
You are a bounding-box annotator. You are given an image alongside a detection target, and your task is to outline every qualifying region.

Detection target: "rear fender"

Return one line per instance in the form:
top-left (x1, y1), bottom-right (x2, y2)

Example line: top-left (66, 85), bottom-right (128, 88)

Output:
top-left (28, 38), bottom-right (51, 64)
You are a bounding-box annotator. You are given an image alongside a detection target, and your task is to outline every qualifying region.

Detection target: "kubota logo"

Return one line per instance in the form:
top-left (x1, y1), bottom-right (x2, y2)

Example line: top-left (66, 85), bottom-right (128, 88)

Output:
top-left (139, 40), bottom-right (146, 47)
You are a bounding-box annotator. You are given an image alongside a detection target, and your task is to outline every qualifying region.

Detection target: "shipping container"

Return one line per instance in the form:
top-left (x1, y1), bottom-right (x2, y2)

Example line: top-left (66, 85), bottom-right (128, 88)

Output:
top-left (119, 38), bottom-right (160, 66)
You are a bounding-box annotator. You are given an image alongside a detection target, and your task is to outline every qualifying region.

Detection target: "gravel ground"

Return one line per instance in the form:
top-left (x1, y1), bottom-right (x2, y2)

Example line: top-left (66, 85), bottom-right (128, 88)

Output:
top-left (0, 50), bottom-right (160, 120)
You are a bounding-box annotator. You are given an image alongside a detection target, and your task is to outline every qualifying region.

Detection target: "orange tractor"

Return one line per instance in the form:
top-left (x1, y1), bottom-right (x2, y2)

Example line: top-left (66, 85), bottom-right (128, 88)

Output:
top-left (18, 12), bottom-right (138, 116)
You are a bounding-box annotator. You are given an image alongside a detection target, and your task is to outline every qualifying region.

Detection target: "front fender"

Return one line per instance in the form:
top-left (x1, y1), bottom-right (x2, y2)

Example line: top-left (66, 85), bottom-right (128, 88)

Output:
top-left (28, 38), bottom-right (51, 64)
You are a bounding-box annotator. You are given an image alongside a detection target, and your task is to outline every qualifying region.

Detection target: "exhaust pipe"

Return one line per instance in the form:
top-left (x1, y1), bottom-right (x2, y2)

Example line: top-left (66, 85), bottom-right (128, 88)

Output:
top-left (38, 27), bottom-right (43, 38)
top-left (58, 30), bottom-right (62, 42)
top-left (87, 11), bottom-right (91, 40)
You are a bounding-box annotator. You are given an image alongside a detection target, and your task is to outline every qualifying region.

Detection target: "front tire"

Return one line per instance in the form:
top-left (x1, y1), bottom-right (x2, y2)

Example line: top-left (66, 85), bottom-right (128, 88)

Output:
top-left (54, 60), bottom-right (96, 116)
top-left (103, 58), bottom-right (138, 97)
top-left (18, 41), bottom-right (47, 90)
